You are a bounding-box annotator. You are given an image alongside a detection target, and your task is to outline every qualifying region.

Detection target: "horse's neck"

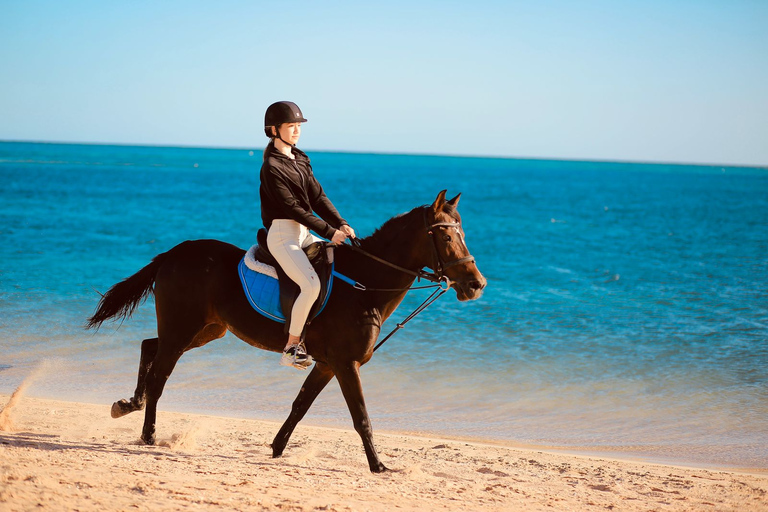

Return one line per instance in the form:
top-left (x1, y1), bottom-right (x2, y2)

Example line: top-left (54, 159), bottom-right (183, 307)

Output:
top-left (347, 209), bottom-right (430, 318)
top-left (362, 210), bottom-right (428, 280)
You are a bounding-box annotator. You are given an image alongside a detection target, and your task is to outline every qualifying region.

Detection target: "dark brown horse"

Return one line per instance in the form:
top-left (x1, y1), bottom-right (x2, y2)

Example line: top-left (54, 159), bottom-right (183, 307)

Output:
top-left (87, 190), bottom-right (485, 472)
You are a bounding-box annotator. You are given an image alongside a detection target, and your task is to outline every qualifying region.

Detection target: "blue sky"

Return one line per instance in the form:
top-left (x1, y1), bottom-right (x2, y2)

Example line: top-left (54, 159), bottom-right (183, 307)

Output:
top-left (1, 1), bottom-right (766, 166)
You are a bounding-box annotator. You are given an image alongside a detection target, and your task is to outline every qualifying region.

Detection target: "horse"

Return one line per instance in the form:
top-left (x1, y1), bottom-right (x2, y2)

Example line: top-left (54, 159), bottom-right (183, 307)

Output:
top-left (86, 190), bottom-right (486, 472)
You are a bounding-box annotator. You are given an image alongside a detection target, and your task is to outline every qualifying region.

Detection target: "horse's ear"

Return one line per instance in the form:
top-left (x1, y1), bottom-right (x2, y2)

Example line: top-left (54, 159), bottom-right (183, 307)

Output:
top-left (447, 193), bottom-right (461, 208)
top-left (432, 190), bottom-right (448, 212)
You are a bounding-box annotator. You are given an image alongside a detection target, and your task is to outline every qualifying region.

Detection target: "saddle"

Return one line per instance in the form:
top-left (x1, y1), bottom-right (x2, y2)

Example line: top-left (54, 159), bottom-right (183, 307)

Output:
top-left (238, 228), bottom-right (335, 336)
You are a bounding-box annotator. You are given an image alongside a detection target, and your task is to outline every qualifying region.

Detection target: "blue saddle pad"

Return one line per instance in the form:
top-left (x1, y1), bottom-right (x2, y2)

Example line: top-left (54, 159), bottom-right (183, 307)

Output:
top-left (237, 257), bottom-right (335, 323)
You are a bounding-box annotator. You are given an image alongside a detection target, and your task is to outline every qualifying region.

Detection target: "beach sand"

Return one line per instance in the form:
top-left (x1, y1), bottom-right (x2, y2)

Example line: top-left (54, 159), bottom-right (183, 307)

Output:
top-left (1, 393), bottom-right (766, 511)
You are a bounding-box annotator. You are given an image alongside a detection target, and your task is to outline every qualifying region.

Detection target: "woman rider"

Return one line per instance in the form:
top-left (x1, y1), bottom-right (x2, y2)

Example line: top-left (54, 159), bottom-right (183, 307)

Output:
top-left (260, 101), bottom-right (356, 369)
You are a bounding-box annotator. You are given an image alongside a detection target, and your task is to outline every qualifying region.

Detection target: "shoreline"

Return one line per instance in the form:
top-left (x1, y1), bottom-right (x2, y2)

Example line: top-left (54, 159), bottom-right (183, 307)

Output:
top-left (1, 394), bottom-right (767, 511)
top-left (371, 433), bottom-right (768, 478)
top-left (4, 390), bottom-right (767, 476)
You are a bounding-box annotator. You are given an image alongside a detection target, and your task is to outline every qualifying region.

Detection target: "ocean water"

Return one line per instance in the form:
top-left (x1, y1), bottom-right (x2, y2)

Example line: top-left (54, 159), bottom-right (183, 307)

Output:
top-left (1, 141), bottom-right (766, 470)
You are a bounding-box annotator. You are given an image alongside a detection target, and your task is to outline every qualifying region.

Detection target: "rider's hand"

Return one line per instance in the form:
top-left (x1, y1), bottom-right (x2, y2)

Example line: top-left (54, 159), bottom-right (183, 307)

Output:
top-left (340, 224), bottom-right (356, 239)
top-left (331, 230), bottom-right (348, 245)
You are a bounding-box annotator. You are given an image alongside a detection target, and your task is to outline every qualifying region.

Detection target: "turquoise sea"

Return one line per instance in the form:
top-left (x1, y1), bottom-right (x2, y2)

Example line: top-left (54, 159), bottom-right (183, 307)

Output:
top-left (1, 141), bottom-right (766, 470)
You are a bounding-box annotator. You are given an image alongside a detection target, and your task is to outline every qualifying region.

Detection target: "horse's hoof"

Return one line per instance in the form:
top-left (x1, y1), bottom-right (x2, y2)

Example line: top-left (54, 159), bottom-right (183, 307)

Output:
top-left (111, 399), bottom-right (131, 418)
top-left (270, 443), bottom-right (284, 458)
top-left (370, 462), bottom-right (389, 473)
top-left (141, 431), bottom-right (156, 445)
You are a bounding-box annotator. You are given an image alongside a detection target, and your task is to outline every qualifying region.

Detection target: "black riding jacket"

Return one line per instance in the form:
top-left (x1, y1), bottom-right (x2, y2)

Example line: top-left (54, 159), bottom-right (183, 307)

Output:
top-left (259, 144), bottom-right (346, 239)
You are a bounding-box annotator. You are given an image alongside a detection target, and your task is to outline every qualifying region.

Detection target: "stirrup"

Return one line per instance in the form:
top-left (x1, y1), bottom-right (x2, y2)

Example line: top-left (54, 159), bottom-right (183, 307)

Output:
top-left (280, 343), bottom-right (313, 370)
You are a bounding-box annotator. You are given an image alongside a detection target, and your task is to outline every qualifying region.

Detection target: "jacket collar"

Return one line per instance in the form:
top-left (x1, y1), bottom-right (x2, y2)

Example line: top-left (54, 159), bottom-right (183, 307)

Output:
top-left (268, 143), bottom-right (308, 163)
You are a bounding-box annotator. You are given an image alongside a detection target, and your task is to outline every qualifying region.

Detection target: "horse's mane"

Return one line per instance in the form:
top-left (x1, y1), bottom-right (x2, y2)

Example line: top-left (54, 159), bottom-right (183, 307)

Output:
top-left (358, 205), bottom-right (427, 252)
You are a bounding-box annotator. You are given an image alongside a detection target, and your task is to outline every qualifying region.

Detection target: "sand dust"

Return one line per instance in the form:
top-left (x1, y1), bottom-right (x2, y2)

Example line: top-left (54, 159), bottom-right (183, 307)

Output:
top-left (0, 394), bottom-right (766, 511)
top-left (0, 361), bottom-right (51, 432)
top-left (157, 421), bottom-right (207, 451)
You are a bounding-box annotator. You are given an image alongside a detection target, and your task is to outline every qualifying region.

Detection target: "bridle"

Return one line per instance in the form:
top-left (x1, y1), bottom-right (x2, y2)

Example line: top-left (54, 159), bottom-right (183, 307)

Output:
top-left (424, 208), bottom-right (476, 282)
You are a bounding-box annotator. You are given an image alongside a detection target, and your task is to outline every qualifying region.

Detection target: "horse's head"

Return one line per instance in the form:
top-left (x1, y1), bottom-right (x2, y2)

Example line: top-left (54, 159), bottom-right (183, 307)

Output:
top-left (426, 190), bottom-right (486, 301)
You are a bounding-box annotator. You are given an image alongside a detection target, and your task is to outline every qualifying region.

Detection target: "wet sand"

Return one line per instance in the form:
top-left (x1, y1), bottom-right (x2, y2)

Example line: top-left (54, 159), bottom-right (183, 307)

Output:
top-left (1, 394), bottom-right (766, 511)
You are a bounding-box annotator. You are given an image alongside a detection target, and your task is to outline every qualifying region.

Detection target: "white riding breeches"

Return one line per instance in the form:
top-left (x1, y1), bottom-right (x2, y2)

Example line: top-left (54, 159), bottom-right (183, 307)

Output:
top-left (266, 219), bottom-right (323, 337)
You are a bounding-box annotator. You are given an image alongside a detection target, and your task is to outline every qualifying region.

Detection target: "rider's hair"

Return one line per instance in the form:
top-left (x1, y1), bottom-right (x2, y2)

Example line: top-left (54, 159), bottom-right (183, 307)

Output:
top-left (263, 137), bottom-right (275, 161)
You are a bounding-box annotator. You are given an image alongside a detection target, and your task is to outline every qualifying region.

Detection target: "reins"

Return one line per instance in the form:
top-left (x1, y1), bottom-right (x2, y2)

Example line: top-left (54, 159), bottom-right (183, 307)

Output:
top-left (372, 285), bottom-right (448, 353)
top-left (344, 239), bottom-right (446, 291)
top-left (337, 208), bottom-right (475, 353)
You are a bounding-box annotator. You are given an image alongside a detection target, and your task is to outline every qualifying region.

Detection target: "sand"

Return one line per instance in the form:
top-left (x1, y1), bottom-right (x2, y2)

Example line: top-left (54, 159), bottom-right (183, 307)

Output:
top-left (1, 392), bottom-right (766, 512)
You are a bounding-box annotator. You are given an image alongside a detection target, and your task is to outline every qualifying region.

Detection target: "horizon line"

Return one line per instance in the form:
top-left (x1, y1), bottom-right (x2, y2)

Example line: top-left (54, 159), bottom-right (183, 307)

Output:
top-left (1, 138), bottom-right (766, 171)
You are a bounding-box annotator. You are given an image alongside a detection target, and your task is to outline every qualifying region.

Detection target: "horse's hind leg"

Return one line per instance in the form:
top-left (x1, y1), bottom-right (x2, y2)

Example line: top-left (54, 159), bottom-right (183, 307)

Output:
top-left (140, 342), bottom-right (184, 445)
top-left (272, 362), bottom-right (335, 458)
top-left (140, 323), bottom-right (226, 445)
top-left (111, 337), bottom-right (158, 419)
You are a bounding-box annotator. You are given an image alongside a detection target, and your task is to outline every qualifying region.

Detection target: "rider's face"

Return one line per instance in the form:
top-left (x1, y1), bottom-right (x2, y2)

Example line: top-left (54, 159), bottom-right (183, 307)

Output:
top-left (276, 123), bottom-right (301, 145)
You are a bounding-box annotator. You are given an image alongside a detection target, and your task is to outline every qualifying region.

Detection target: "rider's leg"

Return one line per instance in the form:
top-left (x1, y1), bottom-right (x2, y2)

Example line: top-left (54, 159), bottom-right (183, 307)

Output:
top-left (267, 219), bottom-right (322, 366)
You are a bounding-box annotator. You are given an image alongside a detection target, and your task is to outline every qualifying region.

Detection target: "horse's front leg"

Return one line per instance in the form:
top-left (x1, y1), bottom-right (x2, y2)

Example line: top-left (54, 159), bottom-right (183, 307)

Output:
top-left (272, 361), bottom-right (335, 458)
top-left (334, 361), bottom-right (388, 473)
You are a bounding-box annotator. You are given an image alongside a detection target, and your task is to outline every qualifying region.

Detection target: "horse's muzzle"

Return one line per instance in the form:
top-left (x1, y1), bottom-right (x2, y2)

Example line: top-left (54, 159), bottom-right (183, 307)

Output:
top-left (453, 275), bottom-right (486, 301)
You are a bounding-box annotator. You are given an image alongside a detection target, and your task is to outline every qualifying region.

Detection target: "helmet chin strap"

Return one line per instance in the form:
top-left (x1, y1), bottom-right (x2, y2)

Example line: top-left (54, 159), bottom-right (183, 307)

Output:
top-left (276, 135), bottom-right (295, 147)
top-left (272, 126), bottom-right (295, 148)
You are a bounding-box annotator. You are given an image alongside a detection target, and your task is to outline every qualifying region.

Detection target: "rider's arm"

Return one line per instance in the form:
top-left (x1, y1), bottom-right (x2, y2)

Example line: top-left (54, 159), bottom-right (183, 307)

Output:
top-left (262, 168), bottom-right (337, 239)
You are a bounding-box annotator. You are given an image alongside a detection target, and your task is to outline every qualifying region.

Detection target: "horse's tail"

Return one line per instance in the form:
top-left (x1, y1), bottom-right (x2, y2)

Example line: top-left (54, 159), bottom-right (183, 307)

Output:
top-left (86, 251), bottom-right (168, 330)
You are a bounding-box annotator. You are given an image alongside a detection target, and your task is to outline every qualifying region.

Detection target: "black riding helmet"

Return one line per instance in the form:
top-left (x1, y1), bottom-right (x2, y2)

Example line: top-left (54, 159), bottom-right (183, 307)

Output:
top-left (265, 101), bottom-right (307, 130)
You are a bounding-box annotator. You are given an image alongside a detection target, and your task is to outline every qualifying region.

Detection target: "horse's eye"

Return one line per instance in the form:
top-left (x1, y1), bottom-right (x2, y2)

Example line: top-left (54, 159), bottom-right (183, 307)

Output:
top-left (443, 235), bottom-right (452, 242)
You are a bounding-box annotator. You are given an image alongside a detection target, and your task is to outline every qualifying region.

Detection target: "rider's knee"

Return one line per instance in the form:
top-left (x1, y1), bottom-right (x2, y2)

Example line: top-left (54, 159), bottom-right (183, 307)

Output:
top-left (302, 275), bottom-right (321, 300)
